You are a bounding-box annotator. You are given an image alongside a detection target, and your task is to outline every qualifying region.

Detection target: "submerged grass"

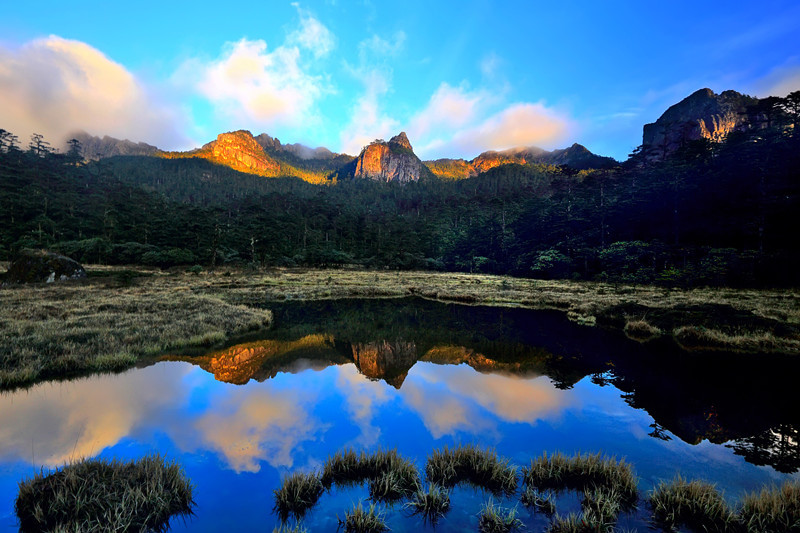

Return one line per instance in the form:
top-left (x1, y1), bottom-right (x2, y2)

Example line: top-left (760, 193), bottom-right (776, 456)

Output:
top-left (14, 454), bottom-right (194, 533)
top-left (404, 483), bottom-right (451, 525)
top-left (522, 451), bottom-right (638, 508)
top-left (478, 499), bottom-right (523, 533)
top-left (648, 475), bottom-right (738, 532)
top-left (340, 502), bottom-right (389, 533)
top-left (425, 444), bottom-right (518, 496)
top-left (273, 471), bottom-right (324, 522)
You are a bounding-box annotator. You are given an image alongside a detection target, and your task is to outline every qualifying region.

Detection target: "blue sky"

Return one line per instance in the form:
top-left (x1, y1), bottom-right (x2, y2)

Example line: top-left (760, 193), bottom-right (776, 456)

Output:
top-left (1, 0), bottom-right (798, 160)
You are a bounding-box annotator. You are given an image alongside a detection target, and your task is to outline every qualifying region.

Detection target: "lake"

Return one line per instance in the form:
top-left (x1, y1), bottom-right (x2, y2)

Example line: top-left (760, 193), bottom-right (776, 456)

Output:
top-left (1, 298), bottom-right (798, 531)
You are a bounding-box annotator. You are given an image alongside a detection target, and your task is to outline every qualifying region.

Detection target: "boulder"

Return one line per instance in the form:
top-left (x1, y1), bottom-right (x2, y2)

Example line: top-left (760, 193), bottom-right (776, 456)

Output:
top-left (4, 249), bottom-right (87, 284)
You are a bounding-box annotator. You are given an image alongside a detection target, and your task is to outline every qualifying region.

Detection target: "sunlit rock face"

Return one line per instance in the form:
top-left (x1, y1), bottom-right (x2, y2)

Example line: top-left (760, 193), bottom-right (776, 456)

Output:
top-left (350, 340), bottom-right (418, 388)
top-left (207, 130), bottom-right (280, 175)
top-left (354, 132), bottom-right (424, 183)
top-left (642, 88), bottom-right (757, 158)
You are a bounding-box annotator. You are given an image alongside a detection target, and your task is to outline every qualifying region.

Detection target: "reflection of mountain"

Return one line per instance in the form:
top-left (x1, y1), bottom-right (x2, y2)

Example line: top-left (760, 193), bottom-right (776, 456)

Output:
top-left (166, 298), bottom-right (800, 472)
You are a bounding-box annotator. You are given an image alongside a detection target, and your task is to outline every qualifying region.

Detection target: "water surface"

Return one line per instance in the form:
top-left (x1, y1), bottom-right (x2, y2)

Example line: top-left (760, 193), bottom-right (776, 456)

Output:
top-left (1, 298), bottom-right (798, 531)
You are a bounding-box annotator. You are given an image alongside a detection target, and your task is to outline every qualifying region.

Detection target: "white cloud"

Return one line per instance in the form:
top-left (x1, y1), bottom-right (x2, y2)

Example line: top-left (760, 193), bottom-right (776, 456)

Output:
top-left (0, 35), bottom-right (185, 149)
top-left (289, 4), bottom-right (336, 58)
top-left (408, 82), bottom-right (488, 141)
top-left (339, 32), bottom-right (406, 155)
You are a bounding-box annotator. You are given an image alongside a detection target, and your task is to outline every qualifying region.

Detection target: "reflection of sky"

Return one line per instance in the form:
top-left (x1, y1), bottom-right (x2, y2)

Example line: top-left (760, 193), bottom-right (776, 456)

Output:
top-left (1, 358), bottom-right (798, 531)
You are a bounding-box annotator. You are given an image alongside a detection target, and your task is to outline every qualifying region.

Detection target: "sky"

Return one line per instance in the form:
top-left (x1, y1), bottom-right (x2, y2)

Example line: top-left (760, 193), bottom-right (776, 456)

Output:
top-left (1, 0), bottom-right (799, 161)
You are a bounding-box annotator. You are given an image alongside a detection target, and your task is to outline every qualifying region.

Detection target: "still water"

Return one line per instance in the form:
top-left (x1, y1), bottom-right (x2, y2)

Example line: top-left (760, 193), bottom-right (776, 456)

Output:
top-left (1, 298), bottom-right (798, 531)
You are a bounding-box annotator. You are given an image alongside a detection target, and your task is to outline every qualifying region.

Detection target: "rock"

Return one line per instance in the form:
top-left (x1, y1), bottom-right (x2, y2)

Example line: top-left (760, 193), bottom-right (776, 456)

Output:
top-left (354, 132), bottom-right (426, 183)
top-left (208, 131), bottom-right (281, 175)
top-left (4, 249), bottom-right (87, 284)
top-left (642, 88), bottom-right (758, 158)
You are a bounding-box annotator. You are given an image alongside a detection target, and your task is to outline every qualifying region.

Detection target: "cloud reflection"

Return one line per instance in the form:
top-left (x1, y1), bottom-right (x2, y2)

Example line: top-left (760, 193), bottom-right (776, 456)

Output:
top-left (401, 362), bottom-right (575, 438)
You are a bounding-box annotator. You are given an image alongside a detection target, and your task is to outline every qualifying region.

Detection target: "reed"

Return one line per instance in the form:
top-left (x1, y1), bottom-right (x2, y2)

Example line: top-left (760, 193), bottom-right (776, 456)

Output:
top-left (477, 499), bottom-right (523, 533)
top-left (340, 502), bottom-right (389, 533)
top-left (648, 475), bottom-right (738, 532)
top-left (404, 483), bottom-right (451, 525)
top-left (738, 480), bottom-right (800, 532)
top-left (425, 444), bottom-right (518, 496)
top-left (273, 471), bottom-right (324, 522)
top-left (14, 454), bottom-right (194, 533)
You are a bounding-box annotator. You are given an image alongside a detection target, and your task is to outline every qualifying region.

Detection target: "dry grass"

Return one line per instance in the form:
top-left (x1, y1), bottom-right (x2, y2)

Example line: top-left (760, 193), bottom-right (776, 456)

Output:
top-left (3, 265), bottom-right (798, 389)
top-left (739, 481), bottom-right (800, 532)
top-left (648, 475), bottom-right (738, 532)
top-left (624, 318), bottom-right (662, 342)
top-left (0, 270), bottom-right (272, 389)
top-left (273, 471), bottom-right (324, 522)
top-left (340, 502), bottom-right (388, 533)
top-left (477, 499), bottom-right (523, 533)
top-left (404, 483), bottom-right (451, 525)
top-left (15, 454), bottom-right (194, 533)
top-left (425, 444), bottom-right (518, 497)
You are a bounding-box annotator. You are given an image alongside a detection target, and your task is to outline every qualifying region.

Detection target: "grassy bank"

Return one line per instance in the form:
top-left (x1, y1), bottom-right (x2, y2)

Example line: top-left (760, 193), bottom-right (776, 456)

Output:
top-left (2, 265), bottom-right (798, 389)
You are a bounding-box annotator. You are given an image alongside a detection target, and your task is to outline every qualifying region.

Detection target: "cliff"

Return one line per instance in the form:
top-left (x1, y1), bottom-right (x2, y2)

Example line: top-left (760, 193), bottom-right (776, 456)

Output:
top-left (353, 132), bottom-right (428, 183)
top-left (642, 88), bottom-right (758, 158)
top-left (204, 130), bottom-right (280, 175)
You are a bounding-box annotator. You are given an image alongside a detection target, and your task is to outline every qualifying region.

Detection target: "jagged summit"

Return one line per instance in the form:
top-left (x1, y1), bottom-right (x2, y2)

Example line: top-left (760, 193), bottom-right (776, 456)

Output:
top-left (354, 132), bottom-right (427, 183)
top-left (389, 132), bottom-right (413, 151)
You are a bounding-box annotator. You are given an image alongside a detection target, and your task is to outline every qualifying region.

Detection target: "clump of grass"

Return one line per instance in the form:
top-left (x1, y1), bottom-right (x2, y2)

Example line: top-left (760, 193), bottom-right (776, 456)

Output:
top-left (14, 454), bottom-right (194, 533)
top-left (478, 499), bottom-right (523, 533)
top-left (648, 475), bottom-right (738, 532)
top-left (623, 318), bottom-right (662, 342)
top-left (520, 487), bottom-right (556, 515)
top-left (340, 502), bottom-right (389, 533)
top-left (581, 486), bottom-right (623, 529)
top-left (404, 483), bottom-right (451, 525)
top-left (425, 445), bottom-right (518, 497)
top-left (738, 480), bottom-right (800, 532)
top-left (273, 471), bottom-right (324, 522)
top-left (321, 448), bottom-right (418, 500)
top-left (546, 513), bottom-right (586, 533)
top-left (522, 451), bottom-right (638, 508)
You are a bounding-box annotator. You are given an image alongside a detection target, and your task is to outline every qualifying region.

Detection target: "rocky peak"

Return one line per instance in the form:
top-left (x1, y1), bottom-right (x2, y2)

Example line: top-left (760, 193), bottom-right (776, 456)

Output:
top-left (207, 130), bottom-right (280, 175)
top-left (354, 132), bottom-right (425, 183)
top-left (66, 131), bottom-right (159, 161)
top-left (642, 88), bottom-right (758, 158)
top-left (389, 132), bottom-right (413, 151)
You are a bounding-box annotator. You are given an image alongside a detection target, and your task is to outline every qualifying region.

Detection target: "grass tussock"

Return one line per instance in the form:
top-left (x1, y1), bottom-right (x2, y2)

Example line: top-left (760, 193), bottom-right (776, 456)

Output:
top-left (404, 483), bottom-right (451, 525)
top-left (648, 475), bottom-right (737, 532)
top-left (321, 448), bottom-right (419, 501)
top-left (340, 502), bottom-right (389, 533)
top-left (425, 444), bottom-right (518, 497)
top-left (0, 272), bottom-right (272, 389)
top-left (623, 318), bottom-right (662, 342)
top-left (673, 325), bottom-right (800, 354)
top-left (478, 499), bottom-right (523, 533)
top-left (14, 454), bottom-right (194, 533)
top-left (520, 487), bottom-right (556, 515)
top-left (522, 452), bottom-right (638, 508)
top-left (739, 480), bottom-right (800, 532)
top-left (273, 471), bottom-right (324, 522)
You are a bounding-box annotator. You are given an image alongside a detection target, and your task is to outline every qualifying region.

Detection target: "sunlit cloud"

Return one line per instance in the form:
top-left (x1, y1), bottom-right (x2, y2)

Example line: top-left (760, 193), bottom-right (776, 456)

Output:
top-left (0, 35), bottom-right (186, 149)
top-left (417, 101), bottom-right (571, 159)
top-left (408, 82), bottom-right (488, 141)
top-left (289, 4), bottom-right (336, 58)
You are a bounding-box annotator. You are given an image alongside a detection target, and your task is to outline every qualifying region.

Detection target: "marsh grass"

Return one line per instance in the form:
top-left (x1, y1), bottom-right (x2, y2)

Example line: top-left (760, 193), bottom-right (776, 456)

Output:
top-left (738, 480), bottom-right (800, 532)
top-left (273, 471), bottom-right (324, 522)
top-left (404, 483), bottom-right (451, 525)
top-left (648, 475), bottom-right (738, 532)
top-left (522, 452), bottom-right (638, 508)
top-left (14, 454), bottom-right (194, 533)
top-left (340, 502), bottom-right (389, 533)
top-left (0, 273), bottom-right (272, 389)
top-left (321, 448), bottom-right (419, 501)
top-left (478, 499), bottom-right (523, 533)
top-left (425, 445), bottom-right (518, 497)
top-left (520, 487), bottom-right (556, 515)
top-left (623, 318), bottom-right (662, 342)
